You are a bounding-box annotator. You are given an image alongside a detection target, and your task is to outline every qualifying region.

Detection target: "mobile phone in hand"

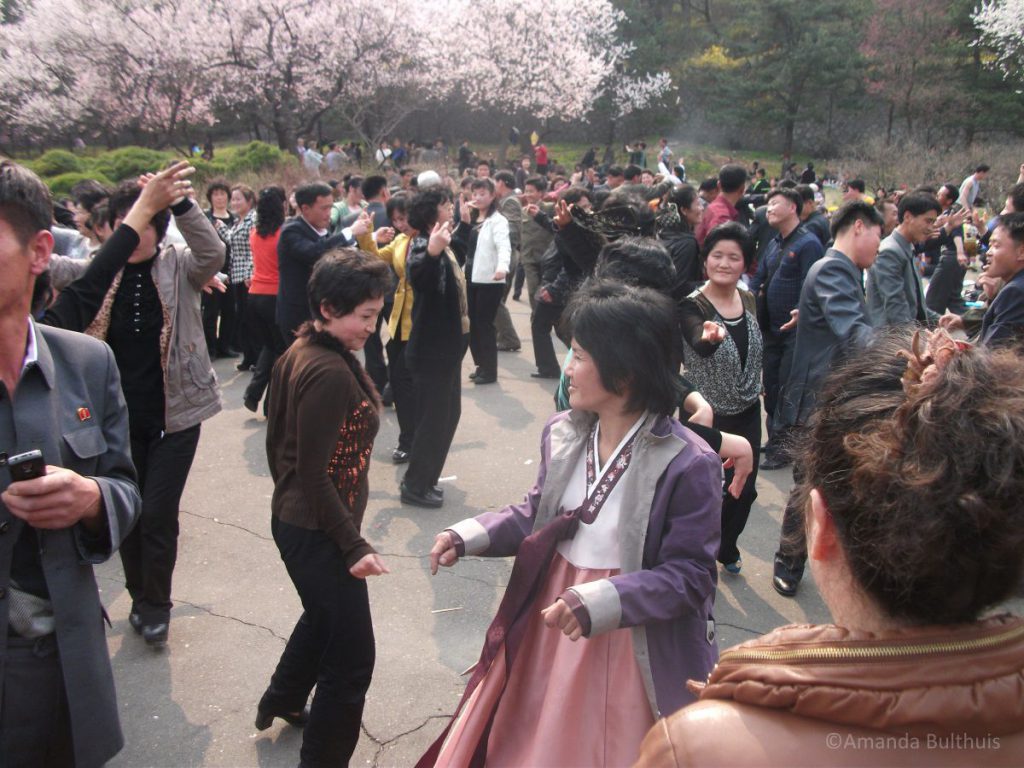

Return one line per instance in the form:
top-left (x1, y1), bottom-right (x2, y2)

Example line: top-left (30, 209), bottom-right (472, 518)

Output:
top-left (7, 449), bottom-right (46, 481)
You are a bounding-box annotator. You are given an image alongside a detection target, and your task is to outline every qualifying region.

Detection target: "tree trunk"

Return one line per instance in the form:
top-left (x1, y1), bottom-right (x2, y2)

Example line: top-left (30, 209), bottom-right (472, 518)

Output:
top-left (782, 117), bottom-right (795, 158)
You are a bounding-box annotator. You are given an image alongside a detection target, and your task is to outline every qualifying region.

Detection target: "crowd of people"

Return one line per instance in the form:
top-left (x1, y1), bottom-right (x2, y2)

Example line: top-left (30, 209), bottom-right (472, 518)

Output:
top-left (2, 135), bottom-right (1024, 767)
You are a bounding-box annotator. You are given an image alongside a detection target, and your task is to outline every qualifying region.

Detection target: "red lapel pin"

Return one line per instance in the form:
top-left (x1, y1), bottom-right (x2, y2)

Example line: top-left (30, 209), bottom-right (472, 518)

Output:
top-left (77, 407), bottom-right (92, 422)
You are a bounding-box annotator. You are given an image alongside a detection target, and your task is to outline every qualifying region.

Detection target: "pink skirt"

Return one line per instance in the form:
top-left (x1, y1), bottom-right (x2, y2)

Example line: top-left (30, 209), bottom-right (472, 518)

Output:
top-left (433, 553), bottom-right (655, 767)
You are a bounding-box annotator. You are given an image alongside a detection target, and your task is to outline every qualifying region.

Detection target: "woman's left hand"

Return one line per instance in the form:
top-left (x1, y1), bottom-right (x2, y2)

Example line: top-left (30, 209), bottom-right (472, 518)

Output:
top-left (541, 599), bottom-right (582, 641)
top-left (493, 270), bottom-right (507, 282)
top-left (349, 553), bottom-right (390, 579)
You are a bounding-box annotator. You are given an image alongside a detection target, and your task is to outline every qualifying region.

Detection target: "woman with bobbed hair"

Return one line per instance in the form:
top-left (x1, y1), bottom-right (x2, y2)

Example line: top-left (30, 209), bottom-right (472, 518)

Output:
top-left (635, 329), bottom-right (1024, 767)
top-left (680, 222), bottom-right (763, 576)
top-left (256, 249), bottom-right (394, 767)
top-left (420, 279), bottom-right (723, 767)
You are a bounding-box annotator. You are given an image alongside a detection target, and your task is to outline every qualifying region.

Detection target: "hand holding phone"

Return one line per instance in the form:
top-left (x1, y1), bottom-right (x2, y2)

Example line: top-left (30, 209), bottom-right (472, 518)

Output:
top-left (7, 449), bottom-right (46, 481)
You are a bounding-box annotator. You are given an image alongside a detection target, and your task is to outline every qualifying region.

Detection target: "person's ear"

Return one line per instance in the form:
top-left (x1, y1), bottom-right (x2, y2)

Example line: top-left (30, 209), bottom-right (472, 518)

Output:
top-left (28, 229), bottom-right (53, 276)
top-left (319, 300), bottom-right (335, 321)
top-left (807, 488), bottom-right (840, 563)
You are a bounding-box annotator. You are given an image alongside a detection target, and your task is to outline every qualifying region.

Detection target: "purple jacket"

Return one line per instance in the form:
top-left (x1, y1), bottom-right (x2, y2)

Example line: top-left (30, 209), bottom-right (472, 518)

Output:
top-left (449, 410), bottom-right (722, 719)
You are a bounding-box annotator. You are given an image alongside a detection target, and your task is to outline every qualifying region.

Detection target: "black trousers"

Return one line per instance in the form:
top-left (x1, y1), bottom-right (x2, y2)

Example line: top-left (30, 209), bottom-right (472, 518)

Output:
top-left (262, 518), bottom-right (375, 768)
top-left (512, 261), bottom-right (525, 298)
top-left (120, 423), bottom-right (201, 624)
top-left (245, 294), bottom-right (287, 408)
top-left (230, 282), bottom-right (256, 365)
top-left (926, 253), bottom-right (967, 315)
top-left (202, 288), bottom-right (234, 355)
top-left (774, 461), bottom-right (807, 581)
top-left (762, 326), bottom-right (796, 453)
top-left (467, 282), bottom-right (503, 378)
top-left (2, 634), bottom-right (74, 767)
top-left (363, 304), bottom-right (391, 393)
top-left (386, 338), bottom-right (417, 452)
top-left (404, 351), bottom-right (465, 493)
top-left (714, 401), bottom-right (761, 565)
top-left (530, 300), bottom-right (567, 375)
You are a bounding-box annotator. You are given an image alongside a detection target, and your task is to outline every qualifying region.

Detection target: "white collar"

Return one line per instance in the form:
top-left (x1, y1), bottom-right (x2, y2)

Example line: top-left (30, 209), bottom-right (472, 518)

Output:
top-left (21, 316), bottom-right (38, 375)
top-left (301, 215), bottom-right (328, 238)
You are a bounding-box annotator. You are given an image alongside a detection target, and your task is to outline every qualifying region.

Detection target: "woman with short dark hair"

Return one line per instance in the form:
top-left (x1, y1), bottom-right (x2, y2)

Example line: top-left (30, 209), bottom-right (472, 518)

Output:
top-left (637, 330), bottom-right (1024, 766)
top-left (256, 249), bottom-right (394, 767)
top-left (456, 176), bottom-right (511, 384)
top-left (420, 279), bottom-right (722, 767)
top-left (680, 222), bottom-right (762, 575)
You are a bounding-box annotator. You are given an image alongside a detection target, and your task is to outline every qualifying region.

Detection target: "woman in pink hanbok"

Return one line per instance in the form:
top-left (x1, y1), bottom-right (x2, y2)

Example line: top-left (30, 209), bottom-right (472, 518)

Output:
top-left (419, 279), bottom-right (723, 768)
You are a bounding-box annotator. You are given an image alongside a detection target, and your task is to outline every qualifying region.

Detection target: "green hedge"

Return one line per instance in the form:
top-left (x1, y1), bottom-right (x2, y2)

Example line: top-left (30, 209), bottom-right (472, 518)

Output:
top-left (47, 171), bottom-right (114, 198)
top-left (89, 147), bottom-right (176, 182)
top-left (29, 149), bottom-right (85, 177)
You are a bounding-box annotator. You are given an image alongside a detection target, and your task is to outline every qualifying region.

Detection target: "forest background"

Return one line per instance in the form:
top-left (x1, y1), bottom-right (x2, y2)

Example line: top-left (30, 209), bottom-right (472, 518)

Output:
top-left (3, 0), bottom-right (1024, 193)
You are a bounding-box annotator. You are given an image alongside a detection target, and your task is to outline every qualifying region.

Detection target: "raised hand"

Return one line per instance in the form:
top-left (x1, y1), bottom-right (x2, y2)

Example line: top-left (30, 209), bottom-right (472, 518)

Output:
top-left (553, 199), bottom-right (572, 228)
top-left (427, 220), bottom-right (452, 257)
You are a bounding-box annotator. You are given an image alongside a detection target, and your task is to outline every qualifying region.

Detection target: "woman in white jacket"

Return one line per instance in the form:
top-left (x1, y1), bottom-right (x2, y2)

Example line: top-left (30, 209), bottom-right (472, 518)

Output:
top-left (457, 177), bottom-right (511, 385)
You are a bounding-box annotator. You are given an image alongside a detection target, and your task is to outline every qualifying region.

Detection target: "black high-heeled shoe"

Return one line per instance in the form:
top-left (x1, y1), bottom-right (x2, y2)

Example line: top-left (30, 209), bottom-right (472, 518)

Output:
top-left (255, 705), bottom-right (310, 731)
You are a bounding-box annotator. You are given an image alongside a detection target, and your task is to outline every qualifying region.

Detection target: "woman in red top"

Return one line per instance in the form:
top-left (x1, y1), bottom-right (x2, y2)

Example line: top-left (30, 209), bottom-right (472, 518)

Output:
top-left (244, 186), bottom-right (288, 414)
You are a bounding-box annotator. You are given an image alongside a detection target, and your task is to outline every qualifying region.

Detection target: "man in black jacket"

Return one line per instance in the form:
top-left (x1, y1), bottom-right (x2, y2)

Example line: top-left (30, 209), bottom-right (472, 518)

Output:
top-left (276, 182), bottom-right (370, 340)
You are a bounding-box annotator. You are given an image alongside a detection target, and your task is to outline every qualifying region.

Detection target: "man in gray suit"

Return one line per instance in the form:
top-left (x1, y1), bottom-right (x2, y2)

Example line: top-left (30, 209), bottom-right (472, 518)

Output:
top-left (0, 160), bottom-right (142, 767)
top-left (494, 171), bottom-right (523, 351)
top-left (866, 192), bottom-right (942, 328)
top-left (772, 201), bottom-right (883, 598)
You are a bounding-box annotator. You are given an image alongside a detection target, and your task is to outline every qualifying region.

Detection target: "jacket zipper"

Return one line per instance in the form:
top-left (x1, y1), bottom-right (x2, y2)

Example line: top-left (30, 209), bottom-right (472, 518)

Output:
top-left (718, 622), bottom-right (1024, 664)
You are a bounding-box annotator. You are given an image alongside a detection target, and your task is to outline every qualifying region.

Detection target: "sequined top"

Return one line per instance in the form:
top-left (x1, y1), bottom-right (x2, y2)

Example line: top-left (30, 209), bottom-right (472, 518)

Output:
top-left (266, 335), bottom-right (380, 568)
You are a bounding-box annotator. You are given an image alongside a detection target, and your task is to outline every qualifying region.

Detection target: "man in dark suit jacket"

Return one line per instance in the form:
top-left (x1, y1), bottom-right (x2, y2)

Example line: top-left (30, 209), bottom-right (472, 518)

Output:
top-left (771, 201), bottom-right (883, 599)
top-left (942, 212), bottom-right (1024, 347)
top-left (0, 160), bottom-right (142, 767)
top-left (276, 181), bottom-right (370, 339)
top-left (866, 192), bottom-right (942, 328)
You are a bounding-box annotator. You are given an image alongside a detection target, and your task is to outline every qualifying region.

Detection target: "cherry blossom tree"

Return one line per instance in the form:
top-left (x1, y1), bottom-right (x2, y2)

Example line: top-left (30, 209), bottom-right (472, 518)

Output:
top-left (0, 0), bottom-right (215, 146)
top-left (198, 0), bottom-right (457, 151)
top-left (447, 0), bottom-right (671, 157)
top-left (974, 0), bottom-right (1024, 79)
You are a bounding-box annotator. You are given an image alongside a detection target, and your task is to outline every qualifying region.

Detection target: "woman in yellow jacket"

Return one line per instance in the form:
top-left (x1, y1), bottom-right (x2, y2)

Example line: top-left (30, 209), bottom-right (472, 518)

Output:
top-left (360, 193), bottom-right (416, 463)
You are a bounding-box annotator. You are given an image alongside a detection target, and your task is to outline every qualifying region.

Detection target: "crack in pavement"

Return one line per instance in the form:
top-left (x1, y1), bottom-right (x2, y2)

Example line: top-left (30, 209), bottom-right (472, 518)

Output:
top-left (174, 598), bottom-right (289, 642)
top-left (362, 714), bottom-right (452, 768)
top-left (717, 620), bottom-right (763, 636)
top-left (437, 569), bottom-right (506, 589)
top-left (182, 509), bottom-right (272, 541)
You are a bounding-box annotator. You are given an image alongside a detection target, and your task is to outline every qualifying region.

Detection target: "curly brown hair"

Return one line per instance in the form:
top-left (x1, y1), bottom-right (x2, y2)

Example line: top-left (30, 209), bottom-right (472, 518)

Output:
top-left (796, 329), bottom-right (1024, 625)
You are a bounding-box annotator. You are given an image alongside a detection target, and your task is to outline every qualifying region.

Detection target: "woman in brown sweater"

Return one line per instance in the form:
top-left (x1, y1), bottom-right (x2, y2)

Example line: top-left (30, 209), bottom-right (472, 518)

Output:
top-left (256, 249), bottom-right (393, 768)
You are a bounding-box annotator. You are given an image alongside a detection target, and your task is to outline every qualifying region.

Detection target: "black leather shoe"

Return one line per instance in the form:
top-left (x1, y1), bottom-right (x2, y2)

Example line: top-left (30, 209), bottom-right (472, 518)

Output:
top-left (496, 344), bottom-right (521, 352)
top-left (469, 368), bottom-right (481, 380)
top-left (530, 370), bottom-right (560, 379)
top-left (243, 397), bottom-right (258, 413)
top-left (772, 574), bottom-right (799, 597)
top-left (217, 348), bottom-right (241, 359)
top-left (473, 374), bottom-right (497, 385)
top-left (400, 481), bottom-right (443, 508)
top-left (432, 485), bottom-right (444, 498)
top-left (391, 449), bottom-right (410, 464)
top-left (255, 705), bottom-right (310, 731)
top-left (760, 454), bottom-right (791, 471)
top-left (128, 612), bottom-right (143, 634)
top-left (426, 487), bottom-right (444, 504)
top-left (142, 622), bottom-right (169, 646)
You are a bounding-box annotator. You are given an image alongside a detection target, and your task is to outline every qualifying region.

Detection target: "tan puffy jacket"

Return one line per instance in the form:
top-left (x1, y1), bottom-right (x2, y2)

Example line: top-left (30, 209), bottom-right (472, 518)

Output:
top-left (634, 614), bottom-right (1024, 767)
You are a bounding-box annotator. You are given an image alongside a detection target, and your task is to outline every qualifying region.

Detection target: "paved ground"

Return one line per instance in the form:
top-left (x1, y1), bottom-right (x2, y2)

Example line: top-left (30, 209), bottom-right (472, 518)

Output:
top-left (100, 298), bottom-right (1021, 767)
